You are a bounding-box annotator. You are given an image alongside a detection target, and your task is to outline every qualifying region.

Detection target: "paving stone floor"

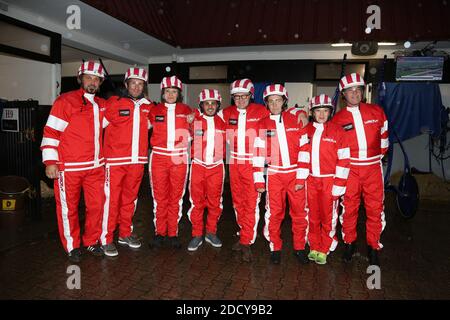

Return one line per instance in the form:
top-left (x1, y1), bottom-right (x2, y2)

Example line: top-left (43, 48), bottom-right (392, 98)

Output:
top-left (0, 176), bottom-right (449, 300)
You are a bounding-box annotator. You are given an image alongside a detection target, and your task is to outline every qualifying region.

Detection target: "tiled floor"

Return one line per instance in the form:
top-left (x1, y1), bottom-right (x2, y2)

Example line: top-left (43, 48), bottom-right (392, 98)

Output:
top-left (0, 178), bottom-right (449, 300)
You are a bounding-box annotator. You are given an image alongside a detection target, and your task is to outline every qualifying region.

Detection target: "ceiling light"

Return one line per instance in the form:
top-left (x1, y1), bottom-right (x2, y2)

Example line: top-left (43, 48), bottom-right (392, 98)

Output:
top-left (331, 43), bottom-right (352, 47)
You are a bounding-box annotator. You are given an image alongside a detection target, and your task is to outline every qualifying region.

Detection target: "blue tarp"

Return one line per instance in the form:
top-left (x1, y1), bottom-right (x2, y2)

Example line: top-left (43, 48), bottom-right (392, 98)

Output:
top-left (381, 82), bottom-right (442, 142)
top-left (254, 82), bottom-right (272, 105)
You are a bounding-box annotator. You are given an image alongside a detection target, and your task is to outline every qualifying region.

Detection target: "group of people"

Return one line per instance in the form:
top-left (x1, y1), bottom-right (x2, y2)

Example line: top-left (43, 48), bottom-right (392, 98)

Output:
top-left (41, 60), bottom-right (388, 267)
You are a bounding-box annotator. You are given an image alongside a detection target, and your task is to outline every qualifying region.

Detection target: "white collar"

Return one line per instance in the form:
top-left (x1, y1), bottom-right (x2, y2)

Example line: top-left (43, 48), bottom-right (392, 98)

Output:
top-left (165, 103), bottom-right (176, 110)
top-left (202, 113), bottom-right (215, 120)
top-left (347, 106), bottom-right (360, 112)
top-left (135, 97), bottom-right (150, 105)
top-left (313, 122), bottom-right (324, 129)
top-left (83, 93), bottom-right (95, 102)
top-left (270, 114), bottom-right (280, 121)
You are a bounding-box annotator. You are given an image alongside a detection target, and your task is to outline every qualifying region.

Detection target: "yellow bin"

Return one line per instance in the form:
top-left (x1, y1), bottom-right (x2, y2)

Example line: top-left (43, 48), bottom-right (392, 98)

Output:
top-left (0, 176), bottom-right (31, 229)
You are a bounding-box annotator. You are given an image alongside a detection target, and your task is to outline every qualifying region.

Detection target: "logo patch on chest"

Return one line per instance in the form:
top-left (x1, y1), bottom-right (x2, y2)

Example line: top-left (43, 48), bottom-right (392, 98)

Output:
top-left (342, 123), bottom-right (354, 131)
top-left (155, 115), bottom-right (165, 122)
top-left (119, 109), bottom-right (130, 116)
top-left (229, 119), bottom-right (238, 125)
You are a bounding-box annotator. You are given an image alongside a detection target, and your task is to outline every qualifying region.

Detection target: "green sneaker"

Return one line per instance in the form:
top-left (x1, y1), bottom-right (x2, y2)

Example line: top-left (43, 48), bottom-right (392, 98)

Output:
top-left (308, 250), bottom-right (319, 261)
top-left (315, 252), bottom-right (327, 265)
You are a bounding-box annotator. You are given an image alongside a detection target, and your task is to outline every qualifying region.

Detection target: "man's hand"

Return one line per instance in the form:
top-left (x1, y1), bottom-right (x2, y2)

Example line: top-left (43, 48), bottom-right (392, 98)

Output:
top-left (295, 184), bottom-right (304, 191)
top-left (256, 188), bottom-right (265, 193)
top-left (187, 113), bottom-right (195, 124)
top-left (298, 112), bottom-right (309, 128)
top-left (45, 165), bottom-right (59, 179)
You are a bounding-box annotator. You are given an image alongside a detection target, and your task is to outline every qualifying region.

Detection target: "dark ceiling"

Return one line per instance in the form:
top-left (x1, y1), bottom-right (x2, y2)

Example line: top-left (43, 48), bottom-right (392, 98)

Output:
top-left (81, 0), bottom-right (450, 49)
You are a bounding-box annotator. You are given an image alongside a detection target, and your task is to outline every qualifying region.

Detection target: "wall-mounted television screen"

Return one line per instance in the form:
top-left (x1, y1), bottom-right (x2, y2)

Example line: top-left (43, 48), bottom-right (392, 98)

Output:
top-left (396, 56), bottom-right (444, 81)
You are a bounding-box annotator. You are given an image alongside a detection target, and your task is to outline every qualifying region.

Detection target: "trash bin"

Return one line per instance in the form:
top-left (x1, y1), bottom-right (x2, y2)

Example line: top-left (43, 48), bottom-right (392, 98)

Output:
top-left (0, 176), bottom-right (31, 230)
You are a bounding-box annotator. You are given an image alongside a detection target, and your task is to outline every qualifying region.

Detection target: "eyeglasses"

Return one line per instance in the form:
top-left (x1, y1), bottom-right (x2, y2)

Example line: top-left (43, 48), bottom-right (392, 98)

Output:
top-left (233, 94), bottom-right (250, 100)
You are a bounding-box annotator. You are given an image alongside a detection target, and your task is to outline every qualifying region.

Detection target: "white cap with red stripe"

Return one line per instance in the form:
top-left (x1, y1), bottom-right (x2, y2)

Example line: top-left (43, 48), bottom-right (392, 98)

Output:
top-left (310, 94), bottom-right (333, 110)
top-left (230, 78), bottom-right (255, 96)
top-left (78, 61), bottom-right (105, 78)
top-left (263, 84), bottom-right (288, 100)
top-left (199, 89), bottom-right (222, 103)
top-left (339, 73), bottom-right (365, 91)
top-left (160, 75), bottom-right (183, 91)
top-left (125, 67), bottom-right (148, 82)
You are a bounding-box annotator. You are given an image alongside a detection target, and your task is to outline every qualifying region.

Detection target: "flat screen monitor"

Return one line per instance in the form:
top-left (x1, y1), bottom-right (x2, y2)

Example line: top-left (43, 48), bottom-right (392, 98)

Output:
top-left (395, 56), bottom-right (444, 81)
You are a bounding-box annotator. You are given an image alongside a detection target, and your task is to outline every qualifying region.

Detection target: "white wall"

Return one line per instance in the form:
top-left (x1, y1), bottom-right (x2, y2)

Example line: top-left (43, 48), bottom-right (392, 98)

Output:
top-left (185, 84), bottom-right (231, 109)
top-left (61, 59), bottom-right (145, 78)
top-left (148, 84), bottom-right (160, 104)
top-left (284, 82), bottom-right (313, 114)
top-left (0, 54), bottom-right (60, 105)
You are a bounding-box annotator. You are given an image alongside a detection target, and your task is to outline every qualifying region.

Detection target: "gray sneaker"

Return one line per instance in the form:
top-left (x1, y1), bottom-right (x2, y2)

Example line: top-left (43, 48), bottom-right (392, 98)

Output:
top-left (102, 243), bottom-right (118, 257)
top-left (205, 233), bottom-right (222, 248)
top-left (187, 236), bottom-right (203, 251)
top-left (118, 235), bottom-right (142, 249)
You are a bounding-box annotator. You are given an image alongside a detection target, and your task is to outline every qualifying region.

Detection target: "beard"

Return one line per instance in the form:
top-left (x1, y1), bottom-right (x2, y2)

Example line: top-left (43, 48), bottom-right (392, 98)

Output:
top-left (83, 84), bottom-right (98, 94)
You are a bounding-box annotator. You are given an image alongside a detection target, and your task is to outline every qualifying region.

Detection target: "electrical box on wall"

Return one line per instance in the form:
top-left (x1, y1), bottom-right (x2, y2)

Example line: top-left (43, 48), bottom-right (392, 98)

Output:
top-left (1, 108), bottom-right (19, 132)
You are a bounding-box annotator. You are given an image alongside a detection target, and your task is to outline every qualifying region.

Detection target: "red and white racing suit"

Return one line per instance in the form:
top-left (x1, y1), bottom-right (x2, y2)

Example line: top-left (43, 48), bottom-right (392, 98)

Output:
top-left (253, 112), bottom-right (310, 252)
top-left (219, 103), bottom-right (269, 245)
top-left (332, 103), bottom-right (389, 250)
top-left (40, 88), bottom-right (106, 253)
top-left (187, 111), bottom-right (226, 237)
top-left (149, 102), bottom-right (192, 237)
top-left (306, 121), bottom-right (350, 254)
top-left (100, 96), bottom-right (152, 245)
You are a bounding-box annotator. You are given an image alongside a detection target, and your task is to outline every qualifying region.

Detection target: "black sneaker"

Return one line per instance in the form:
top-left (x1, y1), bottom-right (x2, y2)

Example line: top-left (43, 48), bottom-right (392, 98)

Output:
top-left (270, 251), bottom-right (281, 265)
top-left (342, 242), bottom-right (357, 263)
top-left (68, 248), bottom-right (81, 263)
top-left (294, 250), bottom-right (309, 264)
top-left (168, 236), bottom-right (182, 249)
top-left (368, 246), bottom-right (380, 266)
top-left (149, 235), bottom-right (165, 249)
top-left (118, 235), bottom-right (142, 249)
top-left (86, 244), bottom-right (104, 257)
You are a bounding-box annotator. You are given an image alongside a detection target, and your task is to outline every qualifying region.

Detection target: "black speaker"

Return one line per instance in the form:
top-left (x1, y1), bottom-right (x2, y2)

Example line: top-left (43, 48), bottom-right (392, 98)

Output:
top-left (351, 41), bottom-right (378, 56)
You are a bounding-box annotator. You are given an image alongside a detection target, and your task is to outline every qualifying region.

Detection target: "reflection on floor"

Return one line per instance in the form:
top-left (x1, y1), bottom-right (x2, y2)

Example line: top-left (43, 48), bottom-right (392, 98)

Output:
top-left (0, 178), bottom-right (449, 300)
